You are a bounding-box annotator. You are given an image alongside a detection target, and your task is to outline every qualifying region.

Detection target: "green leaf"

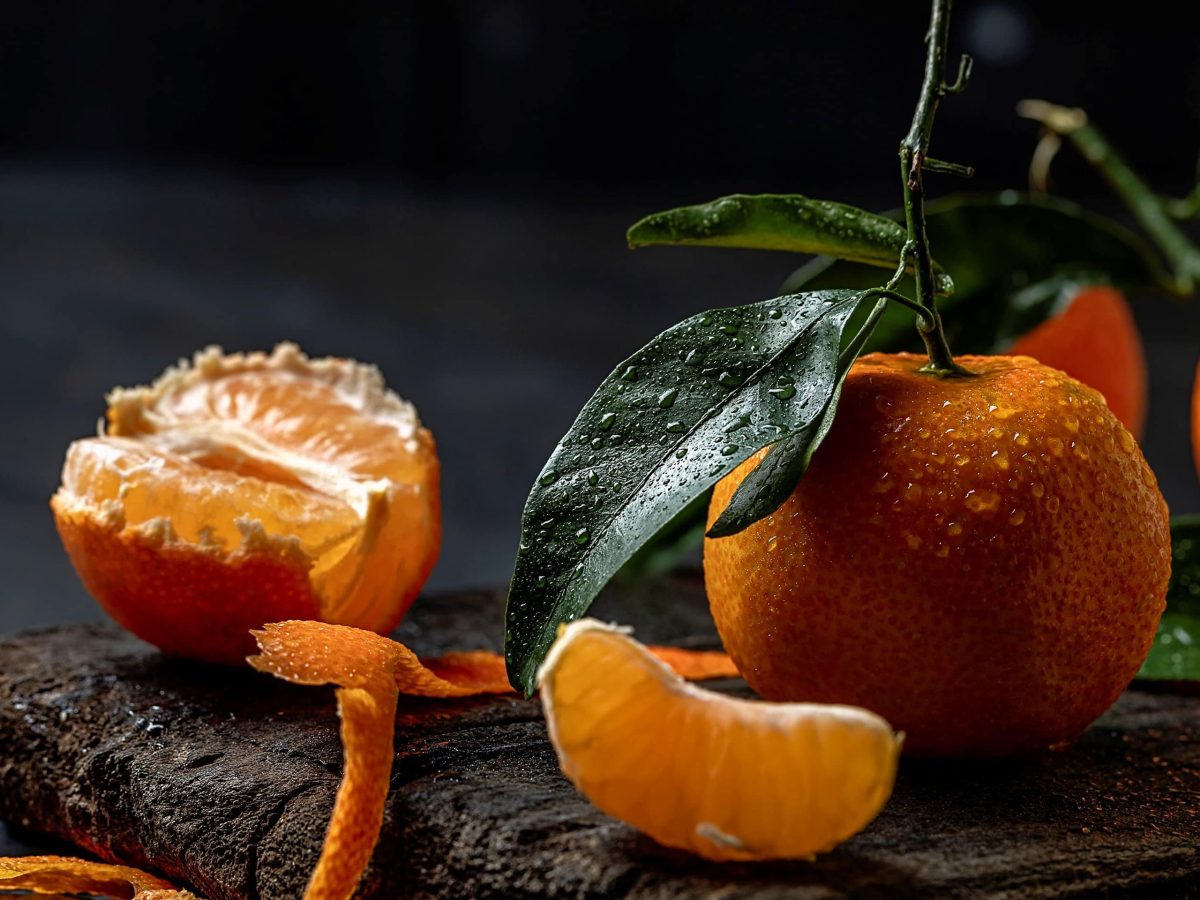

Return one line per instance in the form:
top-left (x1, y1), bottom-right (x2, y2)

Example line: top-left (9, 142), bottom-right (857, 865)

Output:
top-left (505, 289), bottom-right (877, 694)
top-left (616, 489), bottom-right (711, 578)
top-left (609, 192), bottom-right (1171, 577)
top-left (707, 298), bottom-right (887, 537)
top-left (1138, 516), bottom-right (1200, 682)
top-left (783, 192), bottom-right (1168, 354)
top-left (627, 193), bottom-right (953, 292)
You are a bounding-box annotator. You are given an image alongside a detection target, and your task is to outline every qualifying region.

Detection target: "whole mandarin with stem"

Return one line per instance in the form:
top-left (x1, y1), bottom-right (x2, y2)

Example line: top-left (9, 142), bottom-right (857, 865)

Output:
top-left (1006, 285), bottom-right (1147, 439)
top-left (705, 352), bottom-right (1171, 756)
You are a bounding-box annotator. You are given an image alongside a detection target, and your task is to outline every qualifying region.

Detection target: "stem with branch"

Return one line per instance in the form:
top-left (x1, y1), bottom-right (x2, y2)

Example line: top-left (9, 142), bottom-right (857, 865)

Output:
top-left (1018, 99), bottom-right (1200, 296)
top-left (900, 0), bottom-right (976, 376)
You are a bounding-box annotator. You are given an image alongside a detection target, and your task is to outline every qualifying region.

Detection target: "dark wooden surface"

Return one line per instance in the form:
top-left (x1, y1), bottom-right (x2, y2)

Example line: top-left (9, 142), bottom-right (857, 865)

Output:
top-left (2, 575), bottom-right (1199, 899)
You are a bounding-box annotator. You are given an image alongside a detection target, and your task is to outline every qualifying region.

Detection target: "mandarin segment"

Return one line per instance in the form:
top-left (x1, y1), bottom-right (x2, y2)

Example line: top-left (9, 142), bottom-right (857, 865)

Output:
top-left (246, 622), bottom-right (749, 897)
top-left (51, 343), bottom-right (440, 664)
top-left (0, 855), bottom-right (195, 898)
top-left (538, 619), bottom-right (901, 862)
top-left (706, 352), bottom-right (1172, 756)
top-left (1006, 285), bottom-right (1147, 438)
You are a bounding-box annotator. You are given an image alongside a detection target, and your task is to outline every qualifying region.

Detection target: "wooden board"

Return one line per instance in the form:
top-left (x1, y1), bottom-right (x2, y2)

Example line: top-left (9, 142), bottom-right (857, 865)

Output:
top-left (1, 574), bottom-right (1198, 898)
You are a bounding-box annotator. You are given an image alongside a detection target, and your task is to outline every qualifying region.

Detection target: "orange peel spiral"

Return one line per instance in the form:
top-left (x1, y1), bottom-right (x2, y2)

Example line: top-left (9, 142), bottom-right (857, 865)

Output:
top-left (248, 620), bottom-right (735, 898)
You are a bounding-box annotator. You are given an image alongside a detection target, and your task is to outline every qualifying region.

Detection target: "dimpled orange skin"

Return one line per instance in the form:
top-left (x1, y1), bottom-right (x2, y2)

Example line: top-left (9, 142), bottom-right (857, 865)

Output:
top-left (1007, 286), bottom-right (1147, 439)
top-left (705, 353), bottom-right (1172, 756)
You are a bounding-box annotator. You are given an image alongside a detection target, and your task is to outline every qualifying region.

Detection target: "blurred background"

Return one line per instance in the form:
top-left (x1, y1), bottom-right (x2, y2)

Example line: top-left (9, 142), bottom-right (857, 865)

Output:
top-left (2, 0), bottom-right (1198, 631)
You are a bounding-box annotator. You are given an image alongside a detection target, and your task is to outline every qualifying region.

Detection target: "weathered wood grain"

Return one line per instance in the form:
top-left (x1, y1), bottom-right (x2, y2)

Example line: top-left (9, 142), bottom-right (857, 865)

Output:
top-left (1, 574), bottom-right (1198, 898)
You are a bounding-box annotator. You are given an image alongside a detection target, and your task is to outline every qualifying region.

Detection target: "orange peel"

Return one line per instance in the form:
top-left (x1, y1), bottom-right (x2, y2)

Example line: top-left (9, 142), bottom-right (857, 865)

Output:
top-left (248, 620), bottom-right (739, 897)
top-left (644, 645), bottom-right (739, 680)
top-left (0, 855), bottom-right (195, 898)
top-left (52, 343), bottom-right (441, 665)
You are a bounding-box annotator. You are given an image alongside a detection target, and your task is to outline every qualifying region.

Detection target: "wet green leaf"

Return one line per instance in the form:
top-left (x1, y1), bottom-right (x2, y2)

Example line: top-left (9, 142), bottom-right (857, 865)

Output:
top-left (617, 490), bottom-right (711, 578)
top-left (613, 193), bottom-right (1170, 573)
top-left (783, 192), bottom-right (1168, 354)
top-left (505, 289), bottom-right (877, 694)
top-left (1138, 516), bottom-right (1200, 682)
top-left (707, 298), bottom-right (886, 537)
top-left (628, 194), bottom-right (953, 292)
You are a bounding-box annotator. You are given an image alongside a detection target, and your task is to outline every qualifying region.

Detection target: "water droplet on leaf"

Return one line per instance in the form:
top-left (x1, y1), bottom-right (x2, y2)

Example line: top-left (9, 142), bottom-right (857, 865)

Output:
top-left (768, 384), bottom-right (796, 400)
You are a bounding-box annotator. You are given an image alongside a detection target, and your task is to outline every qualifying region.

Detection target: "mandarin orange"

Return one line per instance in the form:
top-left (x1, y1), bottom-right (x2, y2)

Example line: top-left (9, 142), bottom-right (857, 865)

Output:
top-left (705, 352), bottom-right (1171, 756)
top-left (52, 344), bottom-right (440, 664)
top-left (1006, 285), bottom-right (1147, 438)
top-left (538, 619), bottom-right (901, 861)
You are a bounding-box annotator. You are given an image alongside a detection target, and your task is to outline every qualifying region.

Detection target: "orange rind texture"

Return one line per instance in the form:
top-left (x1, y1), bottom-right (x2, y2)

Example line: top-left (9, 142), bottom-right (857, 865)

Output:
top-left (248, 620), bottom-right (740, 897)
top-left (707, 352), bottom-right (1171, 756)
top-left (250, 623), bottom-right (399, 900)
top-left (0, 855), bottom-right (195, 898)
top-left (251, 620), bottom-right (736, 699)
top-left (1007, 285), bottom-right (1147, 438)
top-left (52, 343), bottom-right (441, 664)
top-left (538, 619), bottom-right (902, 862)
top-left (642, 645), bottom-right (739, 680)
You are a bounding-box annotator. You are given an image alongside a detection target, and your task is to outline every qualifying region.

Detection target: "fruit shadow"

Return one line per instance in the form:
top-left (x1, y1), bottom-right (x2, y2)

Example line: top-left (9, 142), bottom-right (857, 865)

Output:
top-left (618, 834), bottom-right (920, 896)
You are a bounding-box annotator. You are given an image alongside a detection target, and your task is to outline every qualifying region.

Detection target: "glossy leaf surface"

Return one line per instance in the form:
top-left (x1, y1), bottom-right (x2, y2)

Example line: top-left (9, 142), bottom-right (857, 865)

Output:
top-left (707, 298), bottom-right (886, 537)
top-left (505, 290), bottom-right (875, 693)
top-left (784, 192), bottom-right (1167, 354)
top-left (628, 194), bottom-right (952, 292)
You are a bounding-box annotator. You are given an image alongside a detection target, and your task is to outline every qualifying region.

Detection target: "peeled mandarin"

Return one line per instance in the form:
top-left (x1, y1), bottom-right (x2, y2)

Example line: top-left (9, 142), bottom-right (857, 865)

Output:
top-left (52, 343), bottom-right (440, 663)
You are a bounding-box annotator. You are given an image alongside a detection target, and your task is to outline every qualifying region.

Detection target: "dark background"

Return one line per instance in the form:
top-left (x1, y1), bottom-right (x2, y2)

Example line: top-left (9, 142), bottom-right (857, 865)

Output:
top-left (2, 0), bottom-right (1199, 633)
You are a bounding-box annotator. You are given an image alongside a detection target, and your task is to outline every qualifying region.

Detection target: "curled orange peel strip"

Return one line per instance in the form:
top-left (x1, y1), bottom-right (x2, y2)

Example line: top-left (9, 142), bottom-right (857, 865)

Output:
top-left (249, 623), bottom-right (400, 900)
top-left (0, 854), bottom-right (195, 898)
top-left (248, 620), bottom-right (737, 900)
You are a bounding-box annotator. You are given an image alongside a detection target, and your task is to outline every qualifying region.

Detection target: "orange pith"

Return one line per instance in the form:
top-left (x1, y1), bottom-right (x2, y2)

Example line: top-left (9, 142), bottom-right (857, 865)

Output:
top-left (706, 352), bottom-right (1172, 757)
top-left (538, 619), bottom-right (902, 862)
top-left (1006, 285), bottom-right (1147, 438)
top-left (247, 620), bottom-right (740, 894)
top-left (0, 855), bottom-right (194, 898)
top-left (51, 343), bottom-right (440, 664)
